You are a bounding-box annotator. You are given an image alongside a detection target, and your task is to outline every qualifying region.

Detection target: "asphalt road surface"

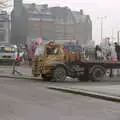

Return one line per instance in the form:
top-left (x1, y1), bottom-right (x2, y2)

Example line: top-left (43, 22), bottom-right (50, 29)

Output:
top-left (0, 78), bottom-right (120, 120)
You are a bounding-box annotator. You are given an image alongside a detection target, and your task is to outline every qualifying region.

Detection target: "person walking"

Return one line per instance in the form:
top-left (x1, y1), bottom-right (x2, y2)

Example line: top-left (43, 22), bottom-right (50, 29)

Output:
top-left (95, 45), bottom-right (103, 60)
top-left (114, 42), bottom-right (120, 61)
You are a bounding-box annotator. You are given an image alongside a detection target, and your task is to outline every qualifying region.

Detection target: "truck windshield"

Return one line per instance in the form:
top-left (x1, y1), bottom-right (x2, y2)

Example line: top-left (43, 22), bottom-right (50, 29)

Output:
top-left (0, 46), bottom-right (16, 53)
top-left (47, 47), bottom-right (59, 55)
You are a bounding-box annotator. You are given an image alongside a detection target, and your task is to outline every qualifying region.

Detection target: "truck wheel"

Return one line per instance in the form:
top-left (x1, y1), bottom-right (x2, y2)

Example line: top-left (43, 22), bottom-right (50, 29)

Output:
top-left (52, 66), bottom-right (66, 82)
top-left (90, 66), bottom-right (106, 81)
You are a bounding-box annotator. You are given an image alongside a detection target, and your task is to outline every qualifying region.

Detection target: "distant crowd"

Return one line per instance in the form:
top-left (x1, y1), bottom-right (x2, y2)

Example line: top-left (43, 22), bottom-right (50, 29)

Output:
top-left (16, 40), bottom-right (120, 66)
top-left (95, 42), bottom-right (120, 61)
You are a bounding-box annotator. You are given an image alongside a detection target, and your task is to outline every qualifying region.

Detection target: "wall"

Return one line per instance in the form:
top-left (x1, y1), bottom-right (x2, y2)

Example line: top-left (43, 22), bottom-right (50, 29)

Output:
top-left (28, 20), bottom-right (55, 40)
top-left (27, 19), bottom-right (92, 44)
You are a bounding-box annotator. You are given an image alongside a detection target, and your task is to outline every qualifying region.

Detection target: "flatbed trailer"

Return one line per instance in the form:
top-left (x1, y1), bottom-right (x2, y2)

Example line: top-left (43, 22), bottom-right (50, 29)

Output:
top-left (72, 60), bottom-right (120, 68)
top-left (63, 60), bottom-right (120, 81)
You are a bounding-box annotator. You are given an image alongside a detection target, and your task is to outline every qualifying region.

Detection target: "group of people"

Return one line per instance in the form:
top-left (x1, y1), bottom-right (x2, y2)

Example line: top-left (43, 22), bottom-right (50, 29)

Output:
top-left (46, 40), bottom-right (58, 55)
top-left (28, 40), bottom-right (58, 59)
top-left (114, 42), bottom-right (120, 61)
top-left (95, 42), bottom-right (120, 61)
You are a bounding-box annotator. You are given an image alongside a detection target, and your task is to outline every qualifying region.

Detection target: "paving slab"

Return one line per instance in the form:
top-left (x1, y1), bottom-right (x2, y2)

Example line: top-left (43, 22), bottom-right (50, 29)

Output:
top-left (0, 65), bottom-right (42, 80)
top-left (0, 65), bottom-right (32, 76)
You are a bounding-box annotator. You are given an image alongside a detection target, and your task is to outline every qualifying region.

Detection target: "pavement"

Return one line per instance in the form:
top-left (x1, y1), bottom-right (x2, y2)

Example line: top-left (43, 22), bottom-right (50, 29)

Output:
top-left (0, 65), bottom-right (42, 80)
top-left (0, 65), bottom-right (32, 76)
top-left (0, 78), bottom-right (120, 120)
top-left (0, 65), bottom-right (120, 103)
top-left (48, 84), bottom-right (120, 103)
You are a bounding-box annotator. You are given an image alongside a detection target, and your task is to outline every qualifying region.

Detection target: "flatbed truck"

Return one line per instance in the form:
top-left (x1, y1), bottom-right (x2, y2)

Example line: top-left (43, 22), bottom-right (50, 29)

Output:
top-left (32, 43), bottom-right (120, 82)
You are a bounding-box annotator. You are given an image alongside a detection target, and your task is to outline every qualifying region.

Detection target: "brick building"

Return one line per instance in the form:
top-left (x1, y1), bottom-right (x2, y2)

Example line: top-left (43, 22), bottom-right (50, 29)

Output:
top-left (24, 4), bottom-right (92, 44)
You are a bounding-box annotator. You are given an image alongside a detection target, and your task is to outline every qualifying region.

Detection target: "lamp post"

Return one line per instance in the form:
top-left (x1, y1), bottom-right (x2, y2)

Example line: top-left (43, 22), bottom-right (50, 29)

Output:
top-left (97, 16), bottom-right (107, 41)
top-left (117, 31), bottom-right (120, 44)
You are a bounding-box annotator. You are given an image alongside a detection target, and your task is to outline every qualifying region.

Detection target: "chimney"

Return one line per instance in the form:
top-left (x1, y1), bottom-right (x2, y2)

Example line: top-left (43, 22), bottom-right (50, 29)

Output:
top-left (80, 9), bottom-right (83, 15)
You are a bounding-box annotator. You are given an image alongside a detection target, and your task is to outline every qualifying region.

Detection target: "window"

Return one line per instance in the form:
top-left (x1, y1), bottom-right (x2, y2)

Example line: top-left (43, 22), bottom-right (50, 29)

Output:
top-left (0, 23), bottom-right (4, 28)
top-left (0, 31), bottom-right (4, 42)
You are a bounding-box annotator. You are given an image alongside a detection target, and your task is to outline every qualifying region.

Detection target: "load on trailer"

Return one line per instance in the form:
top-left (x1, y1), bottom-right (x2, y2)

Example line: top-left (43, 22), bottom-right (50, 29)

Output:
top-left (32, 41), bottom-right (120, 82)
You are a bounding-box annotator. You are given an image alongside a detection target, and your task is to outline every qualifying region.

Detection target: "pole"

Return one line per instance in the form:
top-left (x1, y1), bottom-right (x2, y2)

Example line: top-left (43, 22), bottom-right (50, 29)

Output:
top-left (8, 15), bottom-right (10, 43)
top-left (117, 31), bottom-right (119, 44)
top-left (112, 28), bottom-right (114, 41)
top-left (98, 16), bottom-right (107, 42)
top-left (101, 18), bottom-right (103, 41)
top-left (39, 13), bottom-right (41, 38)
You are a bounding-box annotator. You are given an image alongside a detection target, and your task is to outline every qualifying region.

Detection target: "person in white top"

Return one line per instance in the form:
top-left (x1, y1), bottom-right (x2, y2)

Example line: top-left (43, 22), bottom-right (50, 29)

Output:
top-left (34, 42), bottom-right (44, 56)
top-left (34, 40), bottom-right (44, 56)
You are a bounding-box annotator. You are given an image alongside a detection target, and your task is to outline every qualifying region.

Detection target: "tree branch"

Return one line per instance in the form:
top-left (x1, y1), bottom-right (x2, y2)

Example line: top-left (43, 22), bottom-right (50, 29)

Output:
top-left (0, 0), bottom-right (11, 9)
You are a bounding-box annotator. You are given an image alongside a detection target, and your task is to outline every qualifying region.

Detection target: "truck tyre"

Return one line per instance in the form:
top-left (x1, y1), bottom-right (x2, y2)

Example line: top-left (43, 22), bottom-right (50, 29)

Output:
top-left (90, 65), bottom-right (106, 81)
top-left (52, 66), bottom-right (67, 82)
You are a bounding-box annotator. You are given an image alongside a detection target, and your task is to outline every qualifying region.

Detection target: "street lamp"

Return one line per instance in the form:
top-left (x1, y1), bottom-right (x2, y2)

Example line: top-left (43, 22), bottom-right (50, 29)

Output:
top-left (117, 31), bottom-right (120, 44)
top-left (97, 16), bottom-right (107, 41)
top-left (111, 24), bottom-right (120, 42)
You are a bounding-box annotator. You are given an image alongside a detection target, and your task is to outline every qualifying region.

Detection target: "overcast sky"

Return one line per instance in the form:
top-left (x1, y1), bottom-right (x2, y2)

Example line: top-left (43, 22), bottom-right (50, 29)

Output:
top-left (22, 0), bottom-right (120, 43)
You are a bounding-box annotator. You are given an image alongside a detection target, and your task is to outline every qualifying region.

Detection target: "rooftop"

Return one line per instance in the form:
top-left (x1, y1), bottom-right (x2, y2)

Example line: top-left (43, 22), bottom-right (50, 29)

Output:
top-left (24, 3), bottom-right (92, 24)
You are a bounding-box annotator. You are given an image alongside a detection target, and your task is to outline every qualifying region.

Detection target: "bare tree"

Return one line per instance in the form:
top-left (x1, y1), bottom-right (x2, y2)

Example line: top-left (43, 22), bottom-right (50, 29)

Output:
top-left (0, 0), bottom-right (11, 10)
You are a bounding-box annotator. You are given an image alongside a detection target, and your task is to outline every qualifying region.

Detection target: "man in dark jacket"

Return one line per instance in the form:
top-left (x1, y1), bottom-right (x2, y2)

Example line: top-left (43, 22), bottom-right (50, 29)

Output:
top-left (95, 45), bottom-right (102, 60)
top-left (114, 42), bottom-right (120, 61)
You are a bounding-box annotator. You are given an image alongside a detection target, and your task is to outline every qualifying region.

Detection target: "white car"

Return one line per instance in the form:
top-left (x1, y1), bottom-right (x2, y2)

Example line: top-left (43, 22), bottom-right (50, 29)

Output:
top-left (0, 44), bottom-right (18, 64)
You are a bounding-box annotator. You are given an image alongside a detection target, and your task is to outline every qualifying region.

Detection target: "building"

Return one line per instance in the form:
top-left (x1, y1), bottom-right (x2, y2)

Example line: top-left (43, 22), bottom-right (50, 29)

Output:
top-left (24, 4), bottom-right (92, 44)
top-left (10, 0), bottom-right (28, 45)
top-left (0, 11), bottom-right (9, 43)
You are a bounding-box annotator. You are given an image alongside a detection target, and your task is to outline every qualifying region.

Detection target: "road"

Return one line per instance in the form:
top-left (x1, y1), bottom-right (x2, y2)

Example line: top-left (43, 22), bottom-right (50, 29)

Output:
top-left (0, 65), bottom-right (32, 76)
top-left (0, 78), bottom-right (120, 120)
